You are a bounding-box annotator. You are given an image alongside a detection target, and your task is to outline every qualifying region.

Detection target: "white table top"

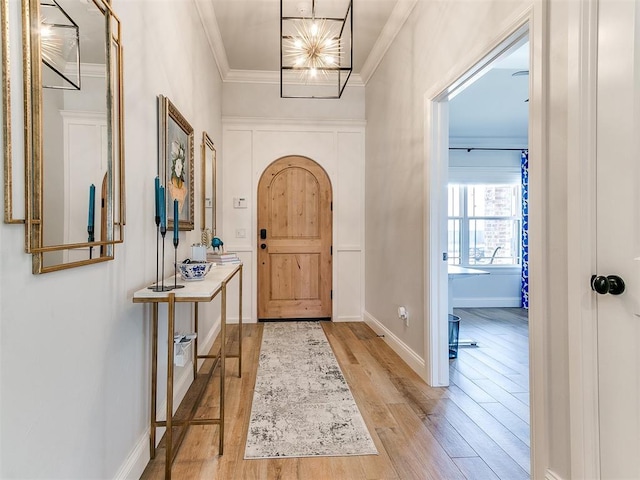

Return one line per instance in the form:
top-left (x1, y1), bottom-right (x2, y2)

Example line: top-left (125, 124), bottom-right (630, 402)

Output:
top-left (133, 263), bottom-right (241, 303)
top-left (448, 265), bottom-right (490, 277)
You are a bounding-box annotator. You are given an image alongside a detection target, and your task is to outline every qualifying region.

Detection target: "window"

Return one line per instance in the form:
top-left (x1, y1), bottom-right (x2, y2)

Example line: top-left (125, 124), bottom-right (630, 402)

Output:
top-left (448, 183), bottom-right (521, 266)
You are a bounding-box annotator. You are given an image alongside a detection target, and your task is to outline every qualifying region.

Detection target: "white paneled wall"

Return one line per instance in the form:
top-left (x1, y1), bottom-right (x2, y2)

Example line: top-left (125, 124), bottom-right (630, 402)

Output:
top-left (222, 119), bottom-right (365, 323)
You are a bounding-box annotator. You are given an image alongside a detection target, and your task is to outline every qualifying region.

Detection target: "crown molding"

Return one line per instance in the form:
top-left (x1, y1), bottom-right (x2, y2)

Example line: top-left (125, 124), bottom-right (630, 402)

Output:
top-left (193, 0), bottom-right (414, 87)
top-left (359, 0), bottom-right (419, 84)
top-left (223, 69), bottom-right (364, 87)
top-left (63, 62), bottom-right (105, 78)
top-left (193, 0), bottom-right (229, 79)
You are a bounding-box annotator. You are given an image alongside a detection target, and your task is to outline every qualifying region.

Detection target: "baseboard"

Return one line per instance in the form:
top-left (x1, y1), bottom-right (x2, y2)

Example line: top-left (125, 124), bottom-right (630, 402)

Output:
top-left (113, 432), bottom-right (149, 480)
top-left (333, 315), bottom-right (363, 323)
top-left (452, 297), bottom-right (522, 308)
top-left (363, 310), bottom-right (426, 381)
top-left (225, 316), bottom-right (255, 325)
top-left (545, 469), bottom-right (565, 480)
top-left (114, 314), bottom-right (222, 479)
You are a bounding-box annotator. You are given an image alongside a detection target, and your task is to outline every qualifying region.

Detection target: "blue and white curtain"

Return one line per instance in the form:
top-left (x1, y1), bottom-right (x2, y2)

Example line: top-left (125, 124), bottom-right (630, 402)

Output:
top-left (521, 150), bottom-right (529, 309)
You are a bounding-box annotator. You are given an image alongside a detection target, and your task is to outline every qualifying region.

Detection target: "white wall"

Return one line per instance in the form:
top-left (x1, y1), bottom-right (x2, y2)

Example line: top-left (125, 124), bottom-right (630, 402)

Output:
top-left (365, 0), bottom-right (534, 359)
top-left (221, 81), bottom-right (366, 324)
top-left (364, 0), bottom-right (574, 478)
top-left (221, 117), bottom-right (365, 324)
top-left (0, 1), bottom-right (223, 477)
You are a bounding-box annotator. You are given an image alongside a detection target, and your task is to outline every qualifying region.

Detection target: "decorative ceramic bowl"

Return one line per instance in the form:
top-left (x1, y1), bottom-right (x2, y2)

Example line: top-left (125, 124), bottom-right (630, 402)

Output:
top-left (178, 262), bottom-right (213, 281)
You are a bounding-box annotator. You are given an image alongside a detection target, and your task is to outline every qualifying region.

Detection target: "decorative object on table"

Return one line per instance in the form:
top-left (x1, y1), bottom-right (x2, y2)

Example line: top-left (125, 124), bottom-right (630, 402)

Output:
top-left (191, 244), bottom-right (207, 263)
top-left (280, 0), bottom-right (352, 99)
top-left (149, 183), bottom-right (173, 292)
top-left (245, 321), bottom-right (377, 459)
top-left (87, 183), bottom-right (95, 259)
top-left (207, 251), bottom-right (240, 265)
top-left (177, 261), bottom-right (213, 281)
top-left (159, 94), bottom-right (194, 232)
top-left (211, 236), bottom-right (224, 252)
top-left (201, 228), bottom-right (212, 249)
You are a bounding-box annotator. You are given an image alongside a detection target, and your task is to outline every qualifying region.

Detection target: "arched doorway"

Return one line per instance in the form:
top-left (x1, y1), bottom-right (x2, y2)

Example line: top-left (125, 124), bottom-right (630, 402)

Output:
top-left (257, 156), bottom-right (333, 320)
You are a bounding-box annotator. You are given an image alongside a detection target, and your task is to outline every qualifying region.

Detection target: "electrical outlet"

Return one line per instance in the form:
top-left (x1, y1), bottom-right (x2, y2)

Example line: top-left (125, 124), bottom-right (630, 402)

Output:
top-left (398, 306), bottom-right (409, 326)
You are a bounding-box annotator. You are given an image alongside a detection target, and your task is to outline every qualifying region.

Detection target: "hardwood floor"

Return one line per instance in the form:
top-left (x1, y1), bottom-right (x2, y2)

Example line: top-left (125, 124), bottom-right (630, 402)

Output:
top-left (140, 308), bottom-right (530, 479)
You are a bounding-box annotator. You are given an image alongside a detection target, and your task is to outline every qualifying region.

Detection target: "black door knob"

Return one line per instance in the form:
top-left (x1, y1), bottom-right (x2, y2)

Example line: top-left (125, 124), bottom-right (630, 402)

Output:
top-left (591, 275), bottom-right (626, 295)
top-left (260, 243), bottom-right (267, 250)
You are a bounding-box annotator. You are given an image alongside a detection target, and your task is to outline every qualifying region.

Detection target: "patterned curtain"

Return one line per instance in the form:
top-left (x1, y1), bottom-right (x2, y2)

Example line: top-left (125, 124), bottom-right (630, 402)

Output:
top-left (521, 150), bottom-right (529, 309)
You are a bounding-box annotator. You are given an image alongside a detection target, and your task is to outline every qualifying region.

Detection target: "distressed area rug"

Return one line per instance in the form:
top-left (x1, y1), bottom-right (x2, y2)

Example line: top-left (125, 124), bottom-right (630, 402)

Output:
top-left (244, 321), bottom-right (378, 459)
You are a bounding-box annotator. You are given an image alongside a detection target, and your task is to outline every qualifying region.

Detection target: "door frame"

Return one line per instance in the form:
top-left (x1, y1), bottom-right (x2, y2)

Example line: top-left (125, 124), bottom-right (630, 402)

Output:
top-left (423, 7), bottom-right (556, 479)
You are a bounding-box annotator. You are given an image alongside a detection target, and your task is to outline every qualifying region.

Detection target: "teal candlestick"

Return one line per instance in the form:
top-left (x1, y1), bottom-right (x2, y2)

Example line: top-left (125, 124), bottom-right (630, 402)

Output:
top-left (159, 186), bottom-right (166, 231)
top-left (154, 176), bottom-right (160, 225)
top-left (173, 199), bottom-right (179, 244)
top-left (88, 184), bottom-right (95, 229)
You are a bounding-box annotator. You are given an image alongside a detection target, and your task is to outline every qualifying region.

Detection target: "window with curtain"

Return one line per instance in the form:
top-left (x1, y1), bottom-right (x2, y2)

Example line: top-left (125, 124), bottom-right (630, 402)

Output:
top-left (448, 183), bottom-right (522, 266)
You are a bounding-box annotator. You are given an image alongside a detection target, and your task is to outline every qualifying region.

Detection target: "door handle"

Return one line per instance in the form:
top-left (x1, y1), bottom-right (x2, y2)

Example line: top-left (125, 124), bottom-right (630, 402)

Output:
top-left (591, 274), bottom-right (626, 295)
top-left (260, 243), bottom-right (267, 250)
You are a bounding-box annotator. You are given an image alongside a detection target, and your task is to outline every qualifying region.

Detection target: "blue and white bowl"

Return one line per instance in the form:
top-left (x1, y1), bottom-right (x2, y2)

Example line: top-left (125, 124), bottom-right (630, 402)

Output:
top-left (178, 262), bottom-right (213, 281)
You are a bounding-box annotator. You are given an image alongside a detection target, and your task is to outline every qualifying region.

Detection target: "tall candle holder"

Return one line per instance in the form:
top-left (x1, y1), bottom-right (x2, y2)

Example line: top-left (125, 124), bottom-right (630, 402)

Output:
top-left (87, 226), bottom-right (94, 259)
top-left (88, 183), bottom-right (95, 259)
top-left (172, 232), bottom-right (184, 290)
top-left (149, 183), bottom-right (173, 292)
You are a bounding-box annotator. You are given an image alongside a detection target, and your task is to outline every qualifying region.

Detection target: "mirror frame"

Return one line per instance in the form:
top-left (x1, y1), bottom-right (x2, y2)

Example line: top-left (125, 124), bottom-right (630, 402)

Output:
top-left (201, 131), bottom-right (216, 236)
top-left (23, 0), bottom-right (125, 273)
top-left (2, 0), bottom-right (26, 225)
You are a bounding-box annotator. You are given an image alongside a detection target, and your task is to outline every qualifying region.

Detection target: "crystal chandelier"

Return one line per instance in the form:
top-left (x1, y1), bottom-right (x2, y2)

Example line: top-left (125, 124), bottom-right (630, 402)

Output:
top-left (280, 0), bottom-right (352, 99)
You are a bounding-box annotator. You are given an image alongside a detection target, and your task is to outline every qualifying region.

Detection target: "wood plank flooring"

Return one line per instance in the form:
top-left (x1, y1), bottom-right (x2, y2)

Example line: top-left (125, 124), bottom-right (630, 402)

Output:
top-left (140, 308), bottom-right (530, 479)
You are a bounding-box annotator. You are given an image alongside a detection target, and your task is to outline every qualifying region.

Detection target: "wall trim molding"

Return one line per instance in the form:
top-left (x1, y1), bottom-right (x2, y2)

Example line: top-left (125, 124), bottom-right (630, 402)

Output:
top-left (113, 431), bottom-right (149, 480)
top-left (565, 0), bottom-right (601, 477)
top-left (545, 469), bottom-right (565, 480)
top-left (334, 315), bottom-right (363, 323)
top-left (363, 310), bottom-right (426, 382)
top-left (223, 68), bottom-right (364, 86)
top-left (222, 117), bottom-right (367, 128)
top-left (359, 0), bottom-right (419, 83)
top-left (193, 0), bottom-right (228, 79)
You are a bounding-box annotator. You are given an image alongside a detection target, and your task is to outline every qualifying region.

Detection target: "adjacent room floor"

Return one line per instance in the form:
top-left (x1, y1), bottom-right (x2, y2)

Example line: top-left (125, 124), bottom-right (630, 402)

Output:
top-left (141, 308), bottom-right (530, 479)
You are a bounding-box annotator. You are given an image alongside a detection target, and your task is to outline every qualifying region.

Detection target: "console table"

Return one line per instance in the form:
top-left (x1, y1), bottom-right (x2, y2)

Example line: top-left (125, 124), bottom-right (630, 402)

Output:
top-left (133, 263), bottom-right (243, 479)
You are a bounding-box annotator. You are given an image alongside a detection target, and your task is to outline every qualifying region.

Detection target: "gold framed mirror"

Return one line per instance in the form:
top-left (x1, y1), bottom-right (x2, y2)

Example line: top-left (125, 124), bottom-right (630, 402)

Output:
top-left (201, 132), bottom-right (216, 237)
top-left (2, 0), bottom-right (27, 225)
top-left (23, 0), bottom-right (124, 273)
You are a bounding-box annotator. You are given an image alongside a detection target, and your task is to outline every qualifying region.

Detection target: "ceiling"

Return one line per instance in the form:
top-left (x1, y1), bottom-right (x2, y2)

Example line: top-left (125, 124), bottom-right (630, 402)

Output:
top-left (449, 43), bottom-right (530, 142)
top-left (201, 0), bottom-right (406, 82)
top-left (198, 1), bottom-right (530, 140)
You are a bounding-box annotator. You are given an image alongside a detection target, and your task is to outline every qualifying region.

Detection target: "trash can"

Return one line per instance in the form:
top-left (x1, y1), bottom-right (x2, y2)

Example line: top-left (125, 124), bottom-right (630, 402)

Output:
top-left (448, 314), bottom-right (460, 359)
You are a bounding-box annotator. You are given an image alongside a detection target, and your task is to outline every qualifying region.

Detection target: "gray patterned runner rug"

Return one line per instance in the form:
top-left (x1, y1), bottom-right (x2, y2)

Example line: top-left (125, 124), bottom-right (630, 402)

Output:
top-left (244, 321), bottom-right (378, 459)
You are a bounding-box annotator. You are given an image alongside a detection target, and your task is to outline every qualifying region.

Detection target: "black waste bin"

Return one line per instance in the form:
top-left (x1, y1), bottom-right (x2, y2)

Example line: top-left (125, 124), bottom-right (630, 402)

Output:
top-left (448, 314), bottom-right (460, 359)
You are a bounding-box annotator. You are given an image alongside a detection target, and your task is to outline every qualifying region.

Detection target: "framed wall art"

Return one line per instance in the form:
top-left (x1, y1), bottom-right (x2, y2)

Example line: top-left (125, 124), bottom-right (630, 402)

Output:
top-left (201, 131), bottom-right (216, 236)
top-left (159, 94), bottom-right (194, 231)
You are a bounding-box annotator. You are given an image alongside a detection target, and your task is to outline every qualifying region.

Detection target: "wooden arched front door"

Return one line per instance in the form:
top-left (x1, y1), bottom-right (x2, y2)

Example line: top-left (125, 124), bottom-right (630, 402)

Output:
top-left (257, 156), bottom-right (333, 320)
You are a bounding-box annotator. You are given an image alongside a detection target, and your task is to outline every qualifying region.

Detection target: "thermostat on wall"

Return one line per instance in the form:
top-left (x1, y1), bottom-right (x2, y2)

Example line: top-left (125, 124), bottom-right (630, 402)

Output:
top-left (233, 197), bottom-right (247, 209)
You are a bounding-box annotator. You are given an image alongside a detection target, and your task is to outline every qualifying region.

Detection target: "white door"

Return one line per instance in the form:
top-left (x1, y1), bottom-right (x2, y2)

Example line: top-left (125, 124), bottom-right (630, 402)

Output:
top-left (595, 1), bottom-right (640, 477)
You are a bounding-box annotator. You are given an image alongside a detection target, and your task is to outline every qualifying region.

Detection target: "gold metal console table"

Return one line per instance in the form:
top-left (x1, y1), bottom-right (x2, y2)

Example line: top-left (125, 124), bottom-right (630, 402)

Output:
top-left (133, 263), bottom-right (243, 479)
